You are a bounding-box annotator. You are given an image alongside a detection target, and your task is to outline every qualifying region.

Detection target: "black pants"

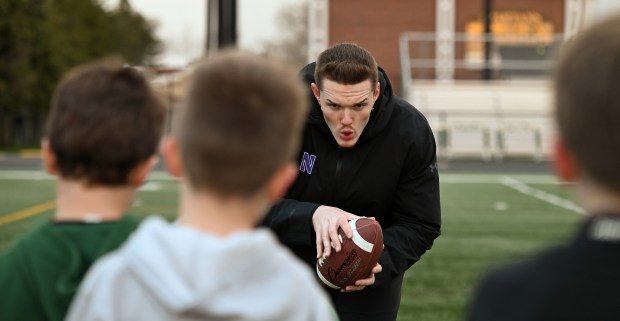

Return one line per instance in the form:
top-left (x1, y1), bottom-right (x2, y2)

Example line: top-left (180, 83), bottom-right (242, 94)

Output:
top-left (329, 274), bottom-right (404, 321)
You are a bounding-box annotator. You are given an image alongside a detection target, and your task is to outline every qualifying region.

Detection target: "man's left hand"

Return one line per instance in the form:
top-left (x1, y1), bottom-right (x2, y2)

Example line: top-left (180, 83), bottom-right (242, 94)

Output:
top-left (341, 263), bottom-right (382, 292)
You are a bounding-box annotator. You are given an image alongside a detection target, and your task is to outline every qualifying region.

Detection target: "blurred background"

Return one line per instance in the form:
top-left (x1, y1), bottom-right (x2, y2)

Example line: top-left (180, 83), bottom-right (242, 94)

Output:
top-left (2, 0), bottom-right (620, 166)
top-left (3, 2), bottom-right (620, 320)
top-left (0, 0), bottom-right (307, 150)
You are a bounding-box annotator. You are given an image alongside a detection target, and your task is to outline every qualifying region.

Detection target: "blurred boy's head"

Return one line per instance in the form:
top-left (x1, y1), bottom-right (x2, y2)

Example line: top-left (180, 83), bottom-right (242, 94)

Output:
top-left (553, 14), bottom-right (620, 194)
top-left (44, 59), bottom-right (165, 186)
top-left (173, 51), bottom-right (308, 197)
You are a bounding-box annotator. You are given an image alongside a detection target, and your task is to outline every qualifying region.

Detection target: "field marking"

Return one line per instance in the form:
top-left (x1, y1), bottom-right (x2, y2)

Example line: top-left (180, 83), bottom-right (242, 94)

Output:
top-left (501, 176), bottom-right (585, 215)
top-left (439, 173), bottom-right (562, 185)
top-left (0, 170), bottom-right (54, 180)
top-left (0, 170), bottom-right (177, 181)
top-left (0, 201), bottom-right (56, 226)
top-left (0, 170), bottom-right (567, 185)
top-left (138, 182), bottom-right (163, 191)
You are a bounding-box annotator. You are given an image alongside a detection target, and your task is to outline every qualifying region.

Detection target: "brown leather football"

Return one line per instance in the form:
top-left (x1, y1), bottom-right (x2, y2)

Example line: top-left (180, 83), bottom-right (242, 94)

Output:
top-left (316, 217), bottom-right (383, 289)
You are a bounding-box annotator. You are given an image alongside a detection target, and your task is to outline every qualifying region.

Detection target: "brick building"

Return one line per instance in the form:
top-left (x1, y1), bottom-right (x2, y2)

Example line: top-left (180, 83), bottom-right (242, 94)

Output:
top-left (306, 0), bottom-right (620, 161)
top-left (308, 0), bottom-right (597, 94)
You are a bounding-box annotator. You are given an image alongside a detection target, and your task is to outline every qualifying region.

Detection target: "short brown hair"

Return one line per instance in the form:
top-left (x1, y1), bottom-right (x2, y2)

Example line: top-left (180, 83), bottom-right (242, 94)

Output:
top-left (179, 51), bottom-right (308, 196)
top-left (554, 13), bottom-right (620, 192)
top-left (314, 43), bottom-right (378, 90)
top-left (45, 58), bottom-right (165, 186)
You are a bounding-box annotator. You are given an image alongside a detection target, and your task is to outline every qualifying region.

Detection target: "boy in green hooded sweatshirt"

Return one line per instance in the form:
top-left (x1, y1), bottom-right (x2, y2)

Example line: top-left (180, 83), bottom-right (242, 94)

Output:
top-left (0, 58), bottom-right (165, 321)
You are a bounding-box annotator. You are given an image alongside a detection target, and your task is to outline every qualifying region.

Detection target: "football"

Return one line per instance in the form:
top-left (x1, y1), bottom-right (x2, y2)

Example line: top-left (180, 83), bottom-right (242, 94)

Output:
top-left (316, 217), bottom-right (383, 289)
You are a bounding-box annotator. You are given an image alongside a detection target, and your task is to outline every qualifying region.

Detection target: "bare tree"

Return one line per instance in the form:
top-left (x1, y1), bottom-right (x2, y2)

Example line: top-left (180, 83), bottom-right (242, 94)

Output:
top-left (259, 0), bottom-right (308, 68)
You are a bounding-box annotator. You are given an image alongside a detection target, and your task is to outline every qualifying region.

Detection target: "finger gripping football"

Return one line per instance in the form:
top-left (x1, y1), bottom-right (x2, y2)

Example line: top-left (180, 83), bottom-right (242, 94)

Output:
top-left (316, 217), bottom-right (383, 289)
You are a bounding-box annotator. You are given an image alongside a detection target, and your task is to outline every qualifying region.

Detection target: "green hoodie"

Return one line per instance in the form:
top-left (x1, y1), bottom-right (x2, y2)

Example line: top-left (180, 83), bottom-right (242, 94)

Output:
top-left (0, 216), bottom-right (139, 321)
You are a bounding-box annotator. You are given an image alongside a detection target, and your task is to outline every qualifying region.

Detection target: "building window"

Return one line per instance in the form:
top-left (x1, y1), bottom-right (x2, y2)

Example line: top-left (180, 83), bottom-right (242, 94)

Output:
top-left (464, 11), bottom-right (555, 77)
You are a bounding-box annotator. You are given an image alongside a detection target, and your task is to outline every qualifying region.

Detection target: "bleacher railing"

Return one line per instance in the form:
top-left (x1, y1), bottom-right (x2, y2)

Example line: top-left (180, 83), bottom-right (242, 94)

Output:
top-left (399, 32), bottom-right (566, 161)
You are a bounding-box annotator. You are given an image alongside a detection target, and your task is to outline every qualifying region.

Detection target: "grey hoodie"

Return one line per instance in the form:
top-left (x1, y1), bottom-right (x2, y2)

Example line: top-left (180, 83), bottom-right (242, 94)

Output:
top-left (66, 216), bottom-right (337, 321)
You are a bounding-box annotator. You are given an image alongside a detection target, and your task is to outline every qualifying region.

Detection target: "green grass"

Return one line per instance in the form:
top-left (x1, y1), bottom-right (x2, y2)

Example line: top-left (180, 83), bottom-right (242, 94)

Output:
top-left (398, 176), bottom-right (581, 321)
top-left (0, 171), bottom-right (583, 321)
top-left (0, 175), bottom-right (179, 251)
top-left (0, 179), bottom-right (56, 249)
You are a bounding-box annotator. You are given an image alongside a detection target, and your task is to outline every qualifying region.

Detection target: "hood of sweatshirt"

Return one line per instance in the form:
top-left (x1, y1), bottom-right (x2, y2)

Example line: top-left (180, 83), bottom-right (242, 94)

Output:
top-left (115, 217), bottom-right (334, 320)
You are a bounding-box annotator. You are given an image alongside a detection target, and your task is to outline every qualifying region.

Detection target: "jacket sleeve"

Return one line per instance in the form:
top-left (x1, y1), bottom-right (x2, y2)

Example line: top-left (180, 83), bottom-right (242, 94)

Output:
top-left (260, 199), bottom-right (321, 247)
top-left (378, 120), bottom-right (441, 283)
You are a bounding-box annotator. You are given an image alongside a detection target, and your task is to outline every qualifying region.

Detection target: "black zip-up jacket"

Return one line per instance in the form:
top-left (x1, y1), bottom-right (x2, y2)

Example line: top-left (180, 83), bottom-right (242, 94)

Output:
top-left (469, 215), bottom-right (620, 321)
top-left (262, 63), bottom-right (441, 319)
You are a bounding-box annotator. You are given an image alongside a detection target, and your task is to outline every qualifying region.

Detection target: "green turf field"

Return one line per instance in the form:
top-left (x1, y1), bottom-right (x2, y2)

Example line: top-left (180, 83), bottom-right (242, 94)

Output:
top-left (0, 170), bottom-right (583, 321)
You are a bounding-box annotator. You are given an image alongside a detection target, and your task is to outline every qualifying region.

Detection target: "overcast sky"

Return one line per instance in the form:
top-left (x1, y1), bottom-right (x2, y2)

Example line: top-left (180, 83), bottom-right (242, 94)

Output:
top-left (102, 0), bottom-right (303, 66)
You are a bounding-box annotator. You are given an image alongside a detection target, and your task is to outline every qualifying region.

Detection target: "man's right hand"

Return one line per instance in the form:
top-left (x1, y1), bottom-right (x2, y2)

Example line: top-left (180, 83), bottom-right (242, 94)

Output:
top-left (312, 205), bottom-right (360, 259)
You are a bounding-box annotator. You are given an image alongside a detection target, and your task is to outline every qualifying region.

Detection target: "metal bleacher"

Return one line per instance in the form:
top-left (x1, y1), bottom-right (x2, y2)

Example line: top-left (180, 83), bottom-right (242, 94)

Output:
top-left (408, 80), bottom-right (554, 161)
top-left (400, 32), bottom-right (562, 161)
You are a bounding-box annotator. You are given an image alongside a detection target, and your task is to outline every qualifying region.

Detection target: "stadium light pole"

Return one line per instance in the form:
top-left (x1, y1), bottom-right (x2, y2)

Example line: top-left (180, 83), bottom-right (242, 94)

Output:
top-left (483, 0), bottom-right (493, 80)
top-left (205, 0), bottom-right (237, 55)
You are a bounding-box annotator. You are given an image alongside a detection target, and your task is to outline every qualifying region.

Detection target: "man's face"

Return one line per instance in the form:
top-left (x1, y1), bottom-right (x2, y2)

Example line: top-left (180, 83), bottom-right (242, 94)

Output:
top-left (311, 79), bottom-right (380, 148)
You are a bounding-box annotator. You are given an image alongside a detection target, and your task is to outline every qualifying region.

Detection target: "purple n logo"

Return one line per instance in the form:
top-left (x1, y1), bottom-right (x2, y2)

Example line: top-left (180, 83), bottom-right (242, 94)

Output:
top-left (299, 152), bottom-right (316, 174)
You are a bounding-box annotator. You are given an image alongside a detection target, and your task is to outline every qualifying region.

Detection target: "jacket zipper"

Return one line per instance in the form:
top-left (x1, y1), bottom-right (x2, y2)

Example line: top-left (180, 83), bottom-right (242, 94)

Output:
top-left (335, 158), bottom-right (342, 178)
top-left (330, 150), bottom-right (342, 204)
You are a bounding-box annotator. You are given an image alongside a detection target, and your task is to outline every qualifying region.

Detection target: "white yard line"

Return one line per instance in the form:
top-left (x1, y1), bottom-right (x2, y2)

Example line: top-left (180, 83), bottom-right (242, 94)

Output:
top-left (0, 170), bottom-right (584, 215)
top-left (439, 173), bottom-right (561, 185)
top-left (0, 170), bottom-right (53, 180)
top-left (500, 176), bottom-right (585, 215)
top-left (0, 171), bottom-right (542, 183)
top-left (0, 170), bottom-right (568, 187)
top-left (0, 170), bottom-right (177, 181)
top-left (138, 182), bottom-right (163, 191)
top-left (147, 172), bottom-right (179, 181)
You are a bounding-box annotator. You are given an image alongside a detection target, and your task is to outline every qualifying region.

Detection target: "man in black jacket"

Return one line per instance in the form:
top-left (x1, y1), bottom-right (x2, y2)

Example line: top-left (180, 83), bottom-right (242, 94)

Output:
top-left (468, 13), bottom-right (620, 321)
top-left (262, 43), bottom-right (441, 321)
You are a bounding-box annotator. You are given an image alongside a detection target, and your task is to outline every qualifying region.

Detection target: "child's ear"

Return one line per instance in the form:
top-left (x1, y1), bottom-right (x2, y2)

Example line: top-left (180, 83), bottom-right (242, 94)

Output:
top-left (129, 156), bottom-right (158, 187)
top-left (161, 137), bottom-right (183, 178)
top-left (41, 139), bottom-right (58, 175)
top-left (554, 137), bottom-right (577, 182)
top-left (266, 162), bottom-right (298, 202)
